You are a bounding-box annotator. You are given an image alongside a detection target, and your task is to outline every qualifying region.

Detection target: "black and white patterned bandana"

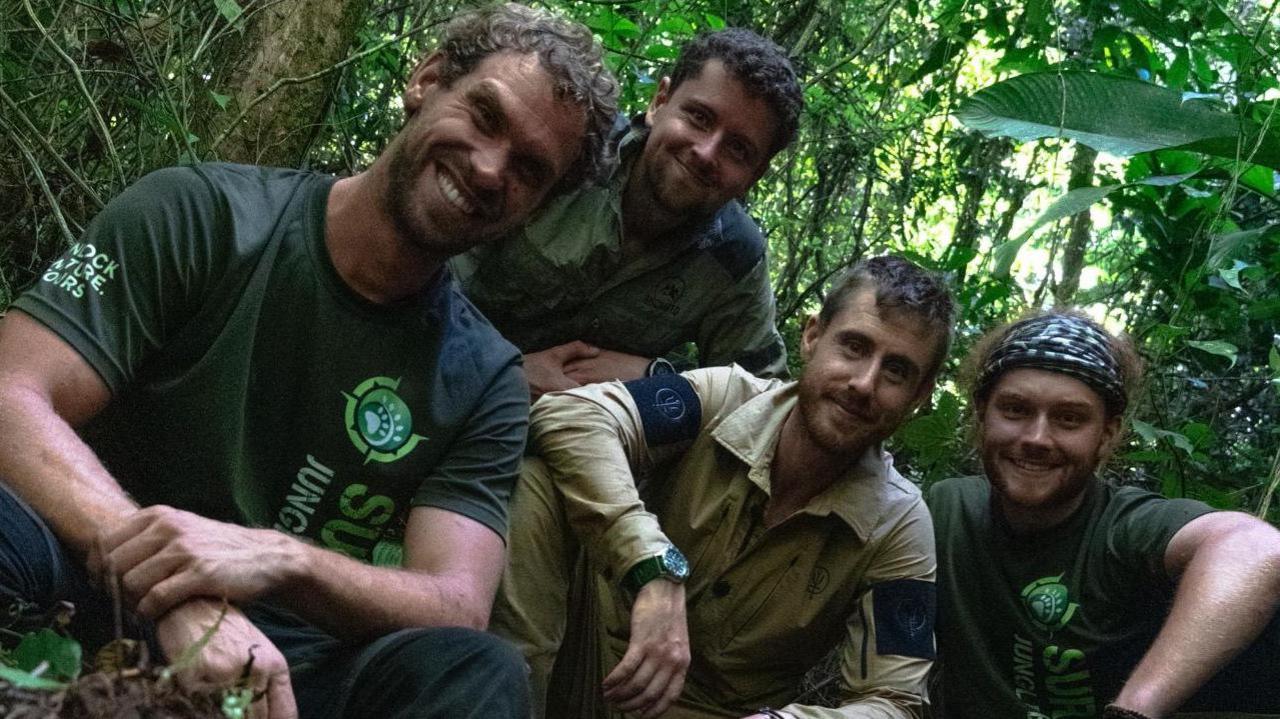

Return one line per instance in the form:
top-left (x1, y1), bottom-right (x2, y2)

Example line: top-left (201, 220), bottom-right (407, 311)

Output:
top-left (976, 314), bottom-right (1126, 414)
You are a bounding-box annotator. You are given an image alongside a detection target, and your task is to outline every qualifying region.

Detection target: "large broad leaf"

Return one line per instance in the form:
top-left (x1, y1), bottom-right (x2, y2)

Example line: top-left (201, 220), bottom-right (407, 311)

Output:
top-left (957, 72), bottom-right (1280, 169)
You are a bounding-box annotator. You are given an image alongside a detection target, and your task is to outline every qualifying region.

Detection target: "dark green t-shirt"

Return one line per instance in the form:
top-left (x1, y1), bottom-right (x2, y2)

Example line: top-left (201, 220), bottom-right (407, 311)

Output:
top-left (14, 164), bottom-right (528, 563)
top-left (926, 476), bottom-right (1213, 719)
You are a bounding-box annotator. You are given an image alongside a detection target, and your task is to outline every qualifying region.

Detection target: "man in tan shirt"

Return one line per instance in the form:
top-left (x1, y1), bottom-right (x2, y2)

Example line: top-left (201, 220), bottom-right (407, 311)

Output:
top-left (492, 255), bottom-right (956, 718)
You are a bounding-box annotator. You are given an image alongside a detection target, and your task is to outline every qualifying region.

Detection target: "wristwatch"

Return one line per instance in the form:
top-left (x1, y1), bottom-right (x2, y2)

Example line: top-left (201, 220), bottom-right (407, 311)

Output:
top-left (646, 357), bottom-right (676, 376)
top-left (622, 545), bottom-right (689, 593)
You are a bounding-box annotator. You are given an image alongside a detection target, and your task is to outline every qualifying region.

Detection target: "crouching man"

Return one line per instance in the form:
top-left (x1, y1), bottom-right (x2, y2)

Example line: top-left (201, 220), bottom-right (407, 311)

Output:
top-left (0, 4), bottom-right (616, 717)
top-left (928, 311), bottom-right (1280, 719)
top-left (492, 255), bottom-right (956, 718)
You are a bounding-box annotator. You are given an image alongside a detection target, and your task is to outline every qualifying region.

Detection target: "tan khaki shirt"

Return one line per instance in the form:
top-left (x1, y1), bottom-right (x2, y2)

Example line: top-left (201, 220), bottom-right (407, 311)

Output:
top-left (531, 366), bottom-right (936, 718)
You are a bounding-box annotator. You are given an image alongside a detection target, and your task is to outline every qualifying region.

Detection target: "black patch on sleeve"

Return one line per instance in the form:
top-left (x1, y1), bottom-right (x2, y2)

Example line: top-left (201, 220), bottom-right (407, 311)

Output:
top-left (872, 579), bottom-right (936, 660)
top-left (733, 341), bottom-right (786, 376)
top-left (624, 374), bottom-right (702, 447)
top-left (707, 204), bottom-right (765, 281)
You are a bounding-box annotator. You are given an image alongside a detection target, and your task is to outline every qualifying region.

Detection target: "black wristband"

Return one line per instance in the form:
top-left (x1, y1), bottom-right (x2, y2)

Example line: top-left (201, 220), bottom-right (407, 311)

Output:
top-left (756, 709), bottom-right (786, 719)
top-left (1102, 705), bottom-right (1154, 719)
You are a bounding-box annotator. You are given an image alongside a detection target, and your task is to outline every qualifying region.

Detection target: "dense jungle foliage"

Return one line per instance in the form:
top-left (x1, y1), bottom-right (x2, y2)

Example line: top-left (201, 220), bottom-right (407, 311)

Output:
top-left (1, 0), bottom-right (1277, 517)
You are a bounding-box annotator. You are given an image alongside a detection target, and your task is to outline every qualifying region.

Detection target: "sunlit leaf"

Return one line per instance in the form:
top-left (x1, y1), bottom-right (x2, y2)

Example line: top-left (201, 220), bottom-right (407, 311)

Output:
top-left (956, 71), bottom-right (1280, 168)
top-left (1186, 339), bottom-right (1238, 367)
top-left (212, 0), bottom-right (242, 24)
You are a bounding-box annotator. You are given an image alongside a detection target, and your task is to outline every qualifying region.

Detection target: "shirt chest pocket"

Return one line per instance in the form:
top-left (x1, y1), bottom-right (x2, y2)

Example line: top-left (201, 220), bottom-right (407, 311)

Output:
top-left (698, 550), bottom-right (863, 674)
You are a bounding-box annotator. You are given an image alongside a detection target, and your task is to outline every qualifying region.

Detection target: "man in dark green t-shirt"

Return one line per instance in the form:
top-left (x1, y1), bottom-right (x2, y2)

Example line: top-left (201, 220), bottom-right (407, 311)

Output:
top-left (928, 311), bottom-right (1280, 719)
top-left (0, 4), bottom-right (616, 719)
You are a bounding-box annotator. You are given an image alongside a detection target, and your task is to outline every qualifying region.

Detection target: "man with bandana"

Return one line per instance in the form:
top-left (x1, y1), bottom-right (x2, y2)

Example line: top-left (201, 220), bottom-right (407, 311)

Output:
top-left (928, 311), bottom-right (1280, 719)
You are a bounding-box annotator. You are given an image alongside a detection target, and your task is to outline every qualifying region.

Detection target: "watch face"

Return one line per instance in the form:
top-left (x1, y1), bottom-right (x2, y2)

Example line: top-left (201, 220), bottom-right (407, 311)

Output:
top-left (662, 545), bottom-right (690, 580)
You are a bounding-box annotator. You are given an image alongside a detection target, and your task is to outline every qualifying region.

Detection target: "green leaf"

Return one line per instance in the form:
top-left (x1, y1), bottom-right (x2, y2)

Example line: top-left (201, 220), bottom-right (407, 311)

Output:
top-left (1207, 226), bottom-right (1270, 269)
top-left (1239, 164), bottom-right (1275, 195)
top-left (1122, 449), bottom-right (1171, 463)
top-left (1249, 297), bottom-right (1280, 320)
top-left (0, 665), bottom-right (67, 691)
top-left (1268, 345), bottom-right (1279, 372)
top-left (1186, 339), bottom-right (1238, 367)
top-left (1179, 421), bottom-right (1214, 450)
top-left (990, 184), bottom-right (1120, 276)
top-left (703, 13), bottom-right (725, 30)
top-left (897, 414), bottom-right (954, 457)
top-left (213, 0), bottom-right (242, 24)
top-left (956, 71), bottom-right (1280, 168)
top-left (210, 91), bottom-right (231, 110)
top-left (1166, 47), bottom-right (1190, 89)
top-left (12, 629), bottom-right (81, 682)
top-left (1132, 419), bottom-right (1195, 457)
top-left (1217, 261), bottom-right (1247, 290)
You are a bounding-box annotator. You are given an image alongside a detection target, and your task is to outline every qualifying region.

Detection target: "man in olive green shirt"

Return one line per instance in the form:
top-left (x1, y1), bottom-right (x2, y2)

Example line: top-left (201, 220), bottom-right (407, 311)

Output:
top-left (492, 256), bottom-right (956, 719)
top-left (451, 28), bottom-right (803, 396)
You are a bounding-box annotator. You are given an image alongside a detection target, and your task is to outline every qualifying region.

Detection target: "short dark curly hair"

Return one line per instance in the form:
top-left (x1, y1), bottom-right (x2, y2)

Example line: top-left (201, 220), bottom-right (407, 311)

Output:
top-left (818, 255), bottom-right (956, 379)
top-left (433, 3), bottom-right (618, 195)
top-left (668, 28), bottom-right (803, 157)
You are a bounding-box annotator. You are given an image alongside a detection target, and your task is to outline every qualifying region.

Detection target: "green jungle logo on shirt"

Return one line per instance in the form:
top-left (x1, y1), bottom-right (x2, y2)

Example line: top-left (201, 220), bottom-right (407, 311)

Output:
top-left (342, 376), bottom-right (426, 464)
top-left (1020, 574), bottom-right (1078, 631)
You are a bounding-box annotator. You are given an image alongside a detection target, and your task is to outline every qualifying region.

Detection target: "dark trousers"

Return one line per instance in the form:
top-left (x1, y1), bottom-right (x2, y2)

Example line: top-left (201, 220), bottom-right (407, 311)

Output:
top-left (0, 481), bottom-right (530, 719)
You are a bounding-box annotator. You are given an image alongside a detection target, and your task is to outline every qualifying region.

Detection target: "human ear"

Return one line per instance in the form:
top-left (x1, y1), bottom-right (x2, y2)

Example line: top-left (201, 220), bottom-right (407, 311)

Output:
top-left (1097, 415), bottom-right (1123, 461)
top-left (644, 76), bottom-right (673, 127)
top-left (800, 314), bottom-right (822, 362)
top-left (404, 52), bottom-right (446, 116)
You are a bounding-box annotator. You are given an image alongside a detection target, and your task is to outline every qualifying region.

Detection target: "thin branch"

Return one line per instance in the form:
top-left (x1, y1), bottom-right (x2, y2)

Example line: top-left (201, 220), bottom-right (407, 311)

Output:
top-left (810, 0), bottom-right (903, 83)
top-left (1, 116), bottom-right (78, 247)
top-left (0, 85), bottom-right (105, 210)
top-left (22, 0), bottom-right (127, 187)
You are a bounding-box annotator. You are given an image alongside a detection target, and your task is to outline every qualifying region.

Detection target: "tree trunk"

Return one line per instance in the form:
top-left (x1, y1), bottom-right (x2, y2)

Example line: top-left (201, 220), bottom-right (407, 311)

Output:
top-left (204, 0), bottom-right (373, 167)
top-left (1053, 143), bottom-right (1098, 305)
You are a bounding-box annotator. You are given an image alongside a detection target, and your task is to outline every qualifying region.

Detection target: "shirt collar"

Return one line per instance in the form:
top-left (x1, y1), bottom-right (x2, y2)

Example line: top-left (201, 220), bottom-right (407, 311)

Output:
top-left (709, 382), bottom-right (897, 541)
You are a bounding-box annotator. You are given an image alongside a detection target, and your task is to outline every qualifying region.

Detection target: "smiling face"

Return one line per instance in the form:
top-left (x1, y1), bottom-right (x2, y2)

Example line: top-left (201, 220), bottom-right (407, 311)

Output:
top-left (794, 288), bottom-right (940, 460)
top-left (979, 368), bottom-right (1121, 529)
top-left (631, 59), bottom-right (780, 221)
top-left (384, 51), bottom-right (586, 256)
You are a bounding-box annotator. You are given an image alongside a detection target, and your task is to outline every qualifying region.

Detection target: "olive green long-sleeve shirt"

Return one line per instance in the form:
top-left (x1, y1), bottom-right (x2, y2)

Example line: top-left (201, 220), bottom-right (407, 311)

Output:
top-left (450, 121), bottom-right (788, 378)
top-left (496, 366), bottom-right (935, 718)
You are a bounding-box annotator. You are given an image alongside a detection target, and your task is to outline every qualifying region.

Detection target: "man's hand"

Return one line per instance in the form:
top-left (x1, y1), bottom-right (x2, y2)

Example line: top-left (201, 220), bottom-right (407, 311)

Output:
top-left (601, 579), bottom-right (689, 718)
top-left (563, 349), bottom-right (651, 386)
top-left (524, 341), bottom-right (602, 399)
top-left (91, 506), bottom-right (301, 619)
top-left (158, 599), bottom-right (297, 719)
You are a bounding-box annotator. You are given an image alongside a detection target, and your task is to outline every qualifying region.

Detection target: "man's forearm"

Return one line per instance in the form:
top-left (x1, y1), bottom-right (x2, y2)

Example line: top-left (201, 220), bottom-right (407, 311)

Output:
top-left (0, 380), bottom-right (136, 553)
top-left (1114, 523), bottom-right (1280, 716)
top-left (531, 391), bottom-right (670, 579)
top-left (282, 539), bottom-right (495, 641)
